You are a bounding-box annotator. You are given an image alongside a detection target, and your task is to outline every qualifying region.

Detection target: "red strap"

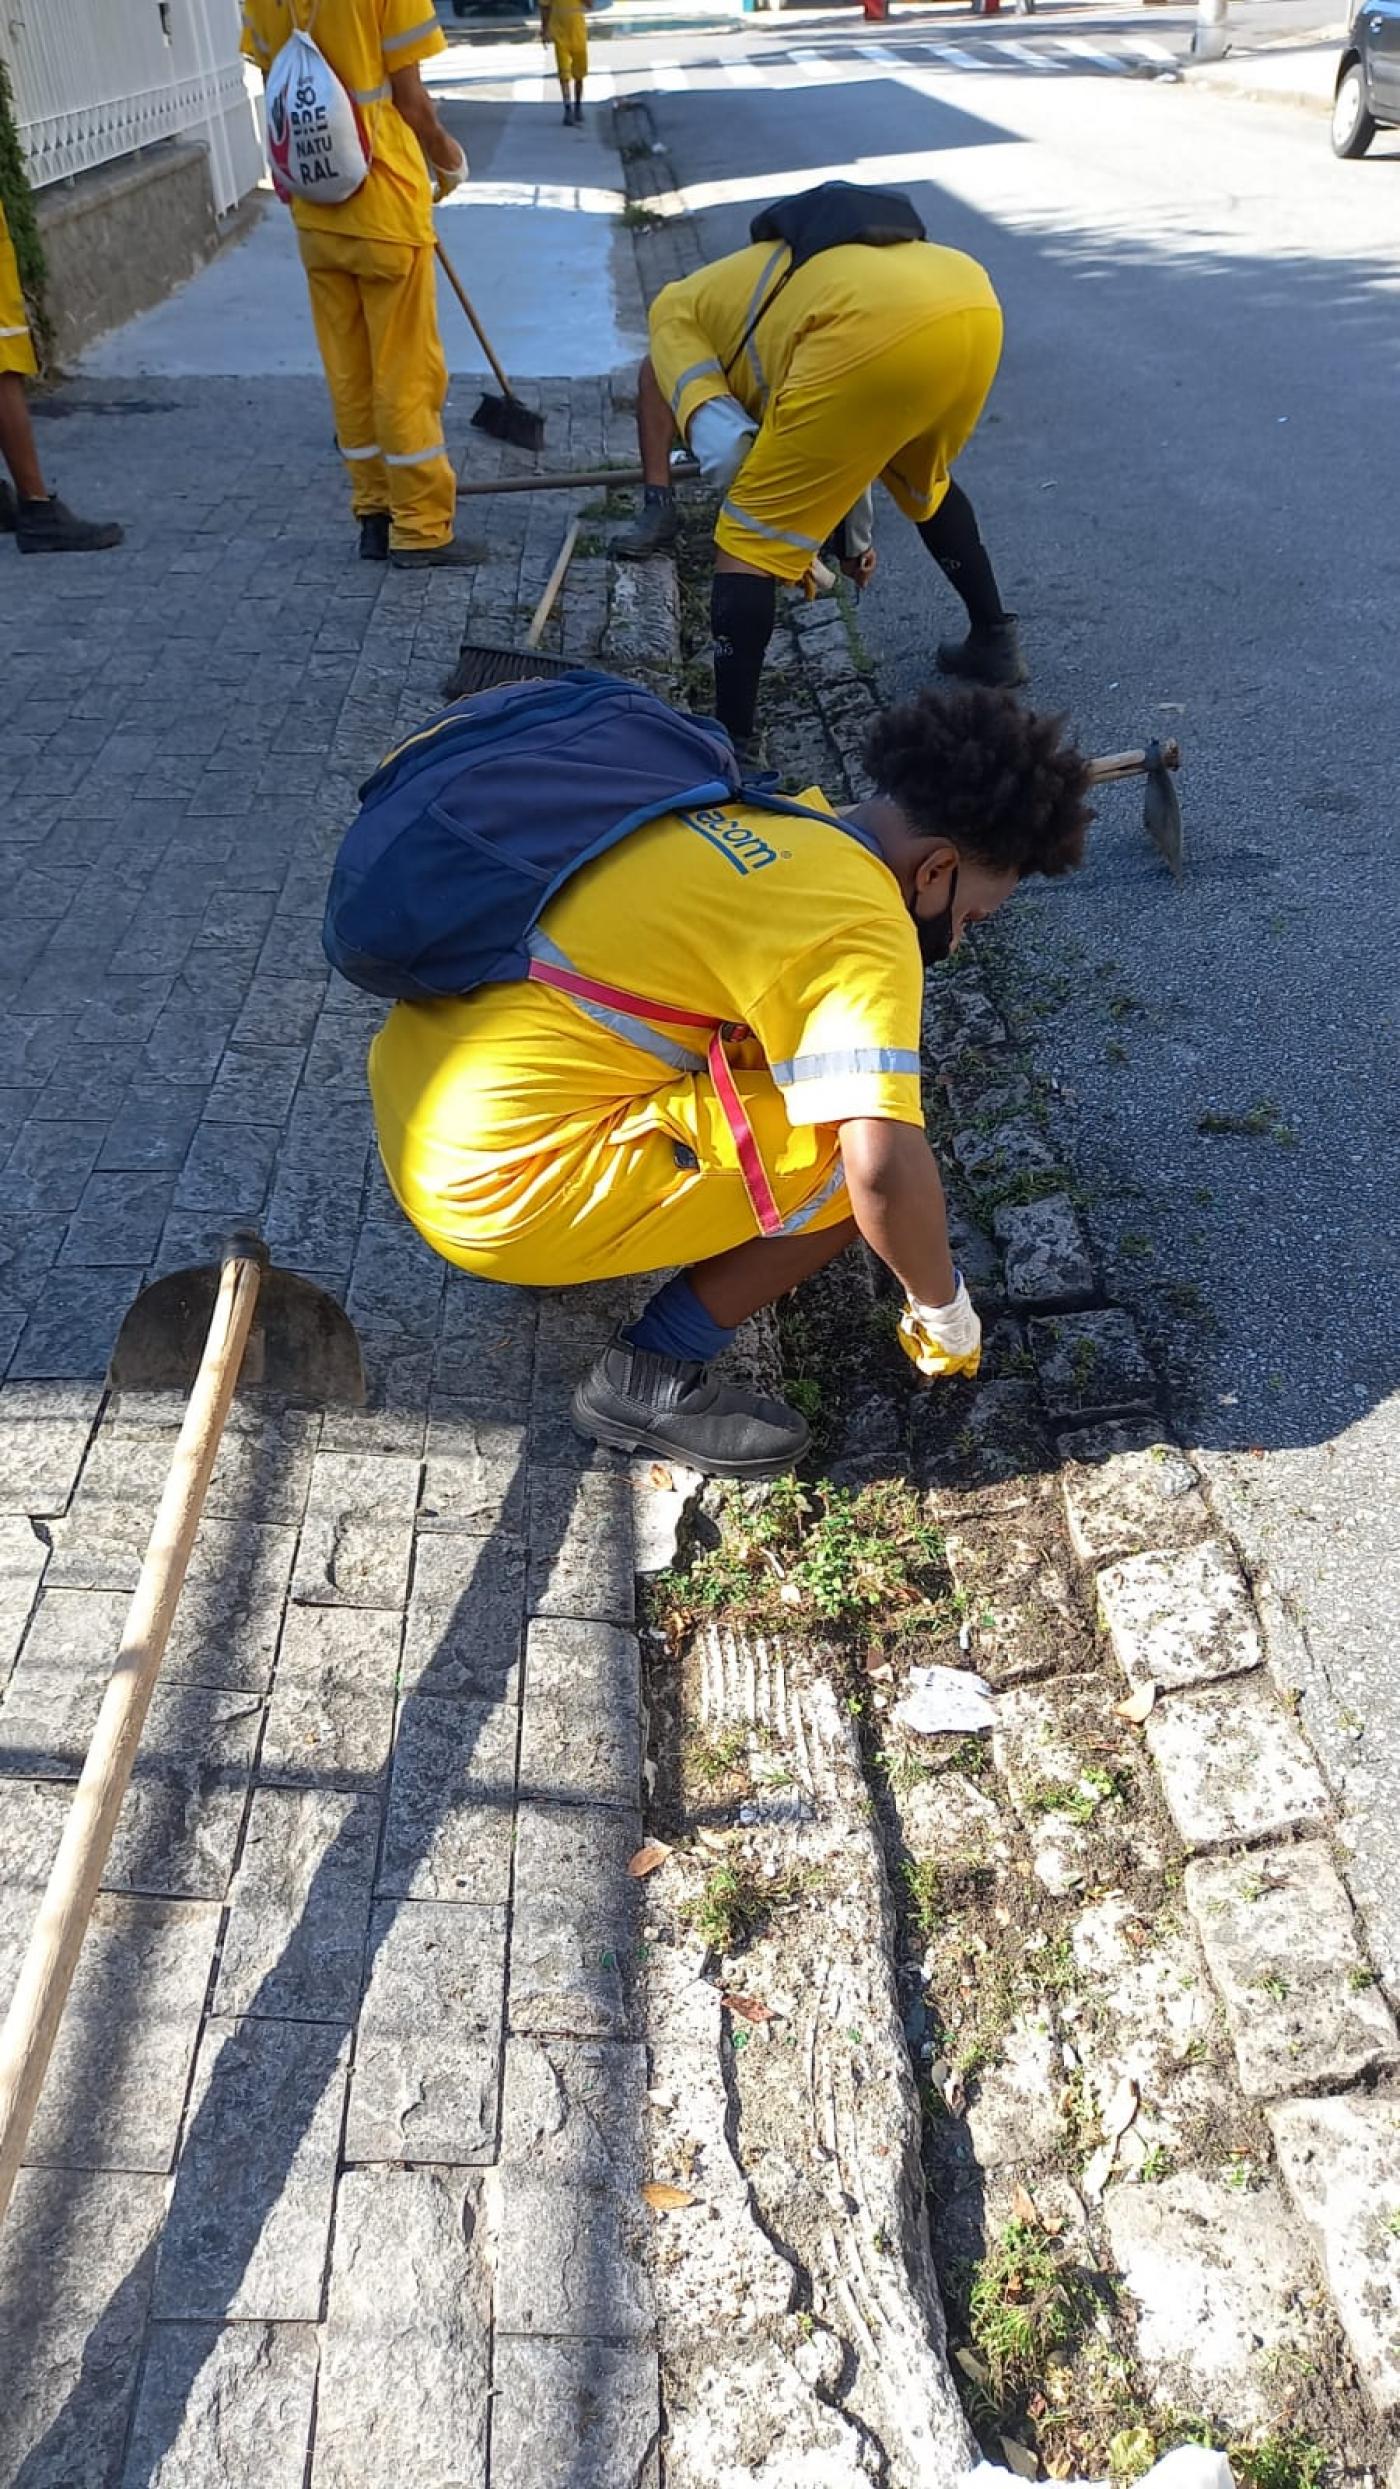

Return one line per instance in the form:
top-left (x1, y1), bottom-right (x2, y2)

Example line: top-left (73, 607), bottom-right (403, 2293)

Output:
top-left (707, 1029), bottom-right (783, 1237)
top-left (528, 958), bottom-right (719, 1031)
top-left (527, 959), bottom-right (782, 1237)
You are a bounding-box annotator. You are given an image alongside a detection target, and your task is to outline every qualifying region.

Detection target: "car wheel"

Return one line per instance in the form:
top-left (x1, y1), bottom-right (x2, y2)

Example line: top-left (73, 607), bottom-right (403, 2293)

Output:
top-left (1332, 63), bottom-right (1376, 157)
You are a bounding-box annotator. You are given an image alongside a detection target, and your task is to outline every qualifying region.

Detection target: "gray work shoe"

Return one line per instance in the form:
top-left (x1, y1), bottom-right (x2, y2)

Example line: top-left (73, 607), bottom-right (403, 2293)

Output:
top-left (15, 492), bottom-right (123, 554)
top-left (572, 1335), bottom-right (809, 1479)
top-left (389, 534), bottom-right (488, 569)
top-left (609, 495), bottom-right (680, 561)
top-left (936, 615), bottom-right (1028, 688)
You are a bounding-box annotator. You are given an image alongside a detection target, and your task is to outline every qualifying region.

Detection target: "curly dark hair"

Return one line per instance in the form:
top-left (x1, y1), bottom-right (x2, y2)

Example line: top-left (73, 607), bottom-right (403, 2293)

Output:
top-left (862, 684), bottom-right (1094, 880)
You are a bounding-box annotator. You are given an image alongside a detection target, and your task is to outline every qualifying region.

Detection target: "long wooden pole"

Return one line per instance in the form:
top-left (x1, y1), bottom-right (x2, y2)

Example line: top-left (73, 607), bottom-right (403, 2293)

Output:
top-left (0, 1248), bottom-right (264, 2226)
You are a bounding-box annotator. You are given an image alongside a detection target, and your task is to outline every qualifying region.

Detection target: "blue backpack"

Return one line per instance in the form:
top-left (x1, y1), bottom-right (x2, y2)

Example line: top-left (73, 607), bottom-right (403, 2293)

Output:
top-left (323, 668), bottom-right (870, 1001)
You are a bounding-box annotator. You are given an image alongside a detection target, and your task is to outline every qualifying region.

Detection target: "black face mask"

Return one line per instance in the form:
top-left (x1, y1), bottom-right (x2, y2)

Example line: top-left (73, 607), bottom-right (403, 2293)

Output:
top-left (912, 866), bottom-right (959, 967)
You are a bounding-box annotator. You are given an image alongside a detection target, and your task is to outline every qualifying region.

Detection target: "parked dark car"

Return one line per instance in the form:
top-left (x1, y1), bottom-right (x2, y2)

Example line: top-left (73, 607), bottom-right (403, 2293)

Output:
top-left (1333, 0), bottom-right (1400, 155)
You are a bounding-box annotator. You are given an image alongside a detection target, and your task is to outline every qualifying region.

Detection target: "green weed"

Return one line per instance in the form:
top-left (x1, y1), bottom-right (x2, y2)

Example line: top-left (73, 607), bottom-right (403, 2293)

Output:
top-left (903, 1857), bottom-right (943, 1941)
top-left (967, 2219), bottom-right (1097, 2409)
top-left (684, 1859), bottom-right (799, 1955)
top-left (1236, 2431), bottom-right (1328, 2489)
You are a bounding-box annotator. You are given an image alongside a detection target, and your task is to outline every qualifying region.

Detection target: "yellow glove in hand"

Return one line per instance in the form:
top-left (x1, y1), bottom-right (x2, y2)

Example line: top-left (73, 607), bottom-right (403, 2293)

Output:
top-left (898, 1277), bottom-right (983, 1380)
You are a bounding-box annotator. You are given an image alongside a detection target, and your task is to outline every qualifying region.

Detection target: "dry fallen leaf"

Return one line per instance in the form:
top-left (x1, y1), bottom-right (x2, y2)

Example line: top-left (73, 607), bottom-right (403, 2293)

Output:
top-left (1010, 2181), bottom-right (1042, 2228)
top-left (628, 1841), bottom-right (672, 1880)
top-left (647, 1462), bottom-right (674, 1490)
top-left (721, 1992), bottom-right (776, 2026)
top-left (1102, 2075), bottom-right (1141, 2142)
top-left (1115, 1682), bottom-right (1157, 1724)
top-left (640, 2183), bottom-right (696, 2213)
top-left (955, 2346), bottom-right (990, 2387)
top-left (697, 1827), bottom-right (733, 1854)
top-left (1000, 2436), bottom-right (1040, 2480)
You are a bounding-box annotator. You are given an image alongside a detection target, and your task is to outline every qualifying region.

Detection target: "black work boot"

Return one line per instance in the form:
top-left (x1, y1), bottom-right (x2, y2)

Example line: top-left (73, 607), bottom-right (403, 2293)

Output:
top-left (359, 511), bottom-right (390, 562)
top-left (15, 493), bottom-right (123, 554)
top-left (0, 480), bottom-right (16, 533)
top-left (936, 615), bottom-right (1028, 688)
top-left (609, 490), bottom-right (680, 561)
top-left (572, 1335), bottom-right (810, 1479)
top-left (389, 533), bottom-right (488, 569)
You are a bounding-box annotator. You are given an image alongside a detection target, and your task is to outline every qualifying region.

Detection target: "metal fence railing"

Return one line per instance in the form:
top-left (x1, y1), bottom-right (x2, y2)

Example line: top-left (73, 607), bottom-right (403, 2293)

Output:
top-left (0, 0), bottom-right (261, 216)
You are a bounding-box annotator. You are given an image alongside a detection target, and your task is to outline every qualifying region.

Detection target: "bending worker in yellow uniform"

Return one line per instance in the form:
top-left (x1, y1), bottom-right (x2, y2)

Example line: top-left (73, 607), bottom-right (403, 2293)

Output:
top-left (541, 0), bottom-right (591, 126)
top-left (1, 199), bottom-right (120, 554)
top-left (241, 0), bottom-right (478, 567)
top-left (370, 684), bottom-right (1092, 1477)
top-left (611, 185), bottom-right (1024, 753)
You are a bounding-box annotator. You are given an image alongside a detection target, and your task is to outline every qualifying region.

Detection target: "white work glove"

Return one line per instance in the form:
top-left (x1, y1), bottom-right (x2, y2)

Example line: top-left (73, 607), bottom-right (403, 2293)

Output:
top-left (898, 1275), bottom-right (982, 1380)
top-left (432, 140), bottom-right (468, 201)
top-left (687, 395), bottom-right (760, 489)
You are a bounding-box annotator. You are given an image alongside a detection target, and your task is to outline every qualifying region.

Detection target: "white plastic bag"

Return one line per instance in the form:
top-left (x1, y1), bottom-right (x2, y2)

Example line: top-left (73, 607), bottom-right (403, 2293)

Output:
top-left (893, 1664), bottom-right (995, 1737)
top-left (265, 28), bottom-right (371, 206)
top-left (688, 395), bottom-right (760, 488)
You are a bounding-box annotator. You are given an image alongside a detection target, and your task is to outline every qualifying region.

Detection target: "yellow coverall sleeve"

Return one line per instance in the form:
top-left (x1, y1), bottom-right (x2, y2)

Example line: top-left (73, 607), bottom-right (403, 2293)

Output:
top-left (648, 244), bottom-right (786, 439)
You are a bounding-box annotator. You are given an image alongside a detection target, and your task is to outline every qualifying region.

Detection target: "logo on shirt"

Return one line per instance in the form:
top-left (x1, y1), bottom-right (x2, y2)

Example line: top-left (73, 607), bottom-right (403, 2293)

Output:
top-left (680, 806), bottom-right (786, 877)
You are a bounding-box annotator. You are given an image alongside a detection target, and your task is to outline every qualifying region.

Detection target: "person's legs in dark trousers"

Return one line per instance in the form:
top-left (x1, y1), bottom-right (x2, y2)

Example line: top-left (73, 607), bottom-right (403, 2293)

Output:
top-left (917, 478), bottom-right (1026, 686)
top-left (710, 559), bottom-right (777, 753)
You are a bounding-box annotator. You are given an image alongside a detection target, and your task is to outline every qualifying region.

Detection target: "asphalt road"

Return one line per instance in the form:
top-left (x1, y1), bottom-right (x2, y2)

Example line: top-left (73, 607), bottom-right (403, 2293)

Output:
top-left (624, 32), bottom-right (1400, 1976)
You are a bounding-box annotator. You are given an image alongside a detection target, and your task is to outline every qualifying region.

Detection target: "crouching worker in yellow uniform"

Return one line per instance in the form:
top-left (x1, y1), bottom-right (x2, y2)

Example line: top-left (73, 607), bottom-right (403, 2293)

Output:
top-left (542, 0), bottom-right (591, 125)
top-left (241, 0), bottom-right (479, 568)
top-left (0, 200), bottom-right (121, 554)
top-left (368, 686), bottom-right (1092, 1477)
top-left (611, 183), bottom-right (1023, 757)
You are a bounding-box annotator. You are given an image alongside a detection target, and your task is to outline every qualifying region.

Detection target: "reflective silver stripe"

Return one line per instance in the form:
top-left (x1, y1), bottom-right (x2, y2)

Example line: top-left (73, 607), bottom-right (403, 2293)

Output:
top-left (383, 440), bottom-right (448, 466)
top-left (668, 355), bottom-right (723, 417)
top-left (736, 243), bottom-right (784, 399)
top-left (719, 499), bottom-right (820, 557)
top-left (382, 12), bottom-right (440, 50)
top-left (771, 1046), bottom-right (921, 1088)
top-left (339, 441), bottom-right (381, 460)
top-left (526, 931), bottom-right (707, 1075)
top-left (0, 324), bottom-right (29, 337)
top-left (350, 78), bottom-right (390, 101)
top-left (780, 1158), bottom-right (849, 1236)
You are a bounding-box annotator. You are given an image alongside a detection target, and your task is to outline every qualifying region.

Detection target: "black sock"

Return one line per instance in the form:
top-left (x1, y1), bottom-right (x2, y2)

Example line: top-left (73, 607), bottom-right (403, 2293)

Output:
top-left (644, 483), bottom-right (674, 508)
top-left (917, 480), bottom-right (1007, 630)
top-left (711, 570), bottom-right (776, 743)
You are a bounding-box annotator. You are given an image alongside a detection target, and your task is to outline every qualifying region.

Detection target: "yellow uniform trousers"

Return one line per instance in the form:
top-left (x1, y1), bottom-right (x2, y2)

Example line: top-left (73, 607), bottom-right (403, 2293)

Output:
top-left (371, 1004), bottom-right (853, 1288)
top-left (0, 202), bottom-right (38, 378)
top-left (550, 9), bottom-right (588, 78)
top-left (648, 239), bottom-right (1003, 584)
top-left (298, 228), bottom-right (456, 551)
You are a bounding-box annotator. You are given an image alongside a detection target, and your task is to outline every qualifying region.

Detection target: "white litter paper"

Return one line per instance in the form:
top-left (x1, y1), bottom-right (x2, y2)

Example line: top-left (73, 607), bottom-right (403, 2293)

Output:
top-left (892, 1664), bottom-right (995, 1737)
top-left (968, 2446), bottom-right (1236, 2489)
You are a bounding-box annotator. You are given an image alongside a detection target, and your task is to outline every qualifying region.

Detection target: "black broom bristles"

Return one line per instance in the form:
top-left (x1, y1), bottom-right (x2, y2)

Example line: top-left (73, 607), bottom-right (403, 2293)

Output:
top-left (470, 390), bottom-right (546, 453)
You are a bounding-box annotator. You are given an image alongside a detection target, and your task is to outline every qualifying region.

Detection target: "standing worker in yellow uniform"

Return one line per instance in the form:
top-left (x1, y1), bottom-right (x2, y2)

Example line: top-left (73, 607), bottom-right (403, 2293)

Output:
top-left (240, 0), bottom-right (481, 567)
top-left (611, 185), bottom-right (1024, 755)
top-left (541, 0), bottom-right (591, 126)
top-left (367, 684), bottom-right (1092, 1477)
top-left (0, 199), bottom-right (121, 554)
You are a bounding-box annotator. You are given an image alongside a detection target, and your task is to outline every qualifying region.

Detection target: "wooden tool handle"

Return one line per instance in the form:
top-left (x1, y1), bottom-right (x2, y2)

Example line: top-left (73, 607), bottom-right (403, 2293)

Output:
top-left (525, 519), bottom-right (581, 650)
top-left (457, 462), bottom-right (700, 499)
top-left (434, 238), bottom-right (514, 404)
top-left (0, 1246), bottom-right (264, 2227)
top-left (1087, 740), bottom-right (1181, 784)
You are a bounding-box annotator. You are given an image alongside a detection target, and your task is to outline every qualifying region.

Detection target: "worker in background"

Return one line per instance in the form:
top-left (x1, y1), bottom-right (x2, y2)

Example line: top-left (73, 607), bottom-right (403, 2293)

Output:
top-left (542, 0), bottom-right (592, 125)
top-left (240, 0), bottom-right (480, 569)
top-left (0, 198), bottom-right (121, 554)
top-left (369, 685), bottom-right (1092, 1477)
top-left (611, 225), bottom-right (1023, 757)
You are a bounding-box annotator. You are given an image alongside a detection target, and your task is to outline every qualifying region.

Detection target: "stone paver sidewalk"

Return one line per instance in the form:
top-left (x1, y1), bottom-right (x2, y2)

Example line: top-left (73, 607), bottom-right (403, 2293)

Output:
top-left (0, 345), bottom-right (666, 2484)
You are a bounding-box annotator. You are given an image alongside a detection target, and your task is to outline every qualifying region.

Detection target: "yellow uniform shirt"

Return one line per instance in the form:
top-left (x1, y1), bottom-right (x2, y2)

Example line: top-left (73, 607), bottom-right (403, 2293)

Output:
top-left (241, 0), bottom-right (446, 246)
top-left (652, 237), bottom-right (999, 439)
top-left (369, 787), bottom-right (925, 1286)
